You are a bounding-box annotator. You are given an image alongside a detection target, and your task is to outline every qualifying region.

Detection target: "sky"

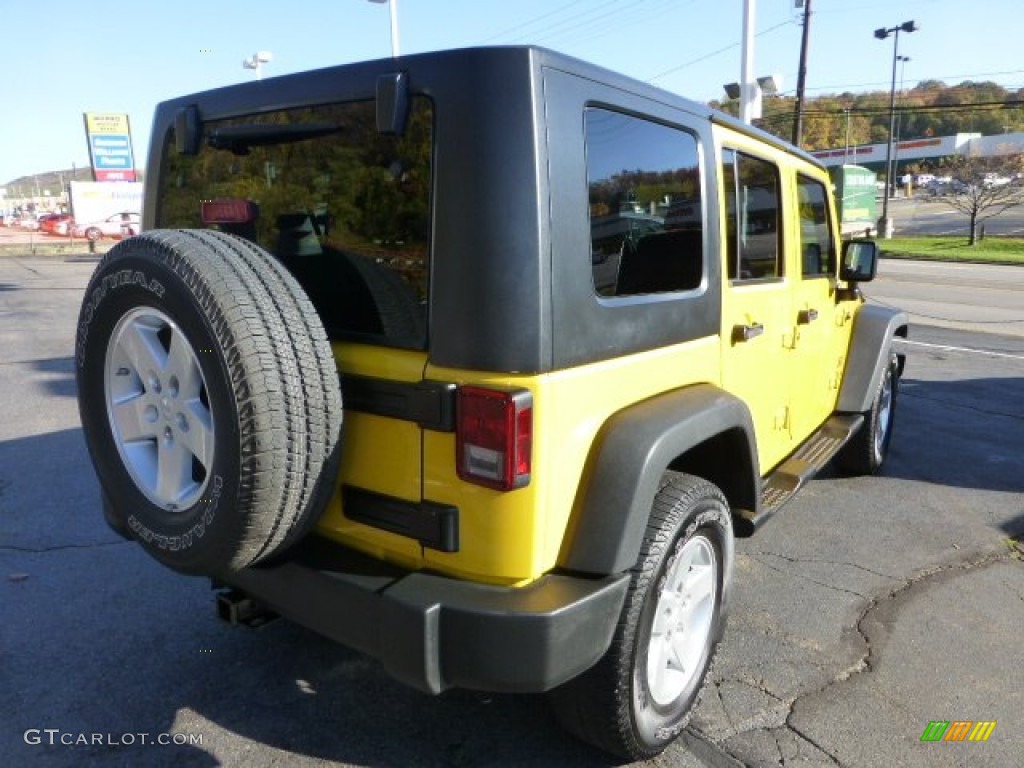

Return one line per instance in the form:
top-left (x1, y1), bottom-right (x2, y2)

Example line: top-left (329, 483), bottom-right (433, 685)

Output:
top-left (2, 0), bottom-right (1023, 185)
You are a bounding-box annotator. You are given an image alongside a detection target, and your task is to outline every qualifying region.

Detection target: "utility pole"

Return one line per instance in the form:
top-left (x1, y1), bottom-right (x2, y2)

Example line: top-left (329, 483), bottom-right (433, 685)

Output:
top-left (843, 107), bottom-right (852, 164)
top-left (792, 0), bottom-right (813, 147)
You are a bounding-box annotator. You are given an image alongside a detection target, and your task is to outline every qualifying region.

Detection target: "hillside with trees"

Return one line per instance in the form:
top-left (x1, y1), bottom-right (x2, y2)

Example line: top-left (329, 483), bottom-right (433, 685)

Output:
top-left (712, 80), bottom-right (1024, 152)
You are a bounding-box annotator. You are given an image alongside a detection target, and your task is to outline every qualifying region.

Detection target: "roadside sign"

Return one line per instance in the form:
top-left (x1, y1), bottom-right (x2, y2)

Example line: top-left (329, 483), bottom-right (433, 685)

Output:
top-left (830, 165), bottom-right (877, 237)
top-left (83, 113), bottom-right (137, 182)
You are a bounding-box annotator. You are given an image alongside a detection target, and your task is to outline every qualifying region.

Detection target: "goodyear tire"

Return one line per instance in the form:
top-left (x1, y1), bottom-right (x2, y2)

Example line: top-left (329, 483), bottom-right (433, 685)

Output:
top-left (837, 352), bottom-right (898, 476)
top-left (76, 229), bottom-right (343, 575)
top-left (550, 472), bottom-right (731, 760)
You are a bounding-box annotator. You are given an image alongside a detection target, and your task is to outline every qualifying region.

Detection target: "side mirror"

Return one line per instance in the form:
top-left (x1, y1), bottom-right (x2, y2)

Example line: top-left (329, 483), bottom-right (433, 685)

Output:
top-left (841, 239), bottom-right (878, 283)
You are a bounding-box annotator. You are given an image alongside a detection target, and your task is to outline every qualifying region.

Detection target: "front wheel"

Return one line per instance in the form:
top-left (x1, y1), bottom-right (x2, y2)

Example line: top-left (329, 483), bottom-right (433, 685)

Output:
top-left (550, 472), bottom-right (732, 760)
top-left (85, 227), bottom-right (102, 242)
top-left (837, 351), bottom-right (899, 476)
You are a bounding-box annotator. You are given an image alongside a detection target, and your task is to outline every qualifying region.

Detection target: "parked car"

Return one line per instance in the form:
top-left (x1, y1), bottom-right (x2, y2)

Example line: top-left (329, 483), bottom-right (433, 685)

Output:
top-left (929, 179), bottom-right (969, 196)
top-left (72, 212), bottom-right (141, 241)
top-left (39, 213), bottom-right (74, 235)
top-left (982, 173), bottom-right (1011, 187)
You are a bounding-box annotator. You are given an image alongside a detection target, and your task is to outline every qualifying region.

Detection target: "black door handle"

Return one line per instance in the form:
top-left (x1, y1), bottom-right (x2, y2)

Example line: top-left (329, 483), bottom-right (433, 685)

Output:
top-left (797, 308), bottom-right (819, 325)
top-left (732, 323), bottom-right (765, 344)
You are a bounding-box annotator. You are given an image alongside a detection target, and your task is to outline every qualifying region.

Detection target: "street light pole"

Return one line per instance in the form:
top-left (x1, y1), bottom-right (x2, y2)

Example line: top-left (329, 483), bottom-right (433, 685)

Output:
top-left (892, 55), bottom-right (910, 197)
top-left (739, 0), bottom-right (759, 123)
top-left (369, 0), bottom-right (400, 58)
top-left (874, 20), bottom-right (917, 239)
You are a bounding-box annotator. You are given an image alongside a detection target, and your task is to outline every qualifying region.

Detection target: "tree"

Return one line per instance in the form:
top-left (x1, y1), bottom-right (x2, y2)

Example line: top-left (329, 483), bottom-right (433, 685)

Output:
top-left (935, 151), bottom-right (1024, 244)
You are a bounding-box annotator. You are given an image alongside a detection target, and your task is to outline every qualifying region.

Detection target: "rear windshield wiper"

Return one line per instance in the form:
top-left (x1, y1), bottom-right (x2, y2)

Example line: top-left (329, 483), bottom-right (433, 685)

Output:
top-left (207, 123), bottom-right (344, 154)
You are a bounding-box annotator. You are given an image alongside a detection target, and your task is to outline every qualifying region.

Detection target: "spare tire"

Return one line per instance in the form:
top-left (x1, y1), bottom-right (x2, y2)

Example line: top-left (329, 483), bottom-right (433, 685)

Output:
top-left (75, 229), bottom-right (343, 575)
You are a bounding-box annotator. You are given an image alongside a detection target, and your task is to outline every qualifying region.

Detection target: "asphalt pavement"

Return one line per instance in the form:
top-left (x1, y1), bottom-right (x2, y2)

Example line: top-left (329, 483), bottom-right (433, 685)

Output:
top-left (689, 323), bottom-right (1024, 767)
top-left (0, 253), bottom-right (1022, 768)
top-left (866, 258), bottom-right (1024, 338)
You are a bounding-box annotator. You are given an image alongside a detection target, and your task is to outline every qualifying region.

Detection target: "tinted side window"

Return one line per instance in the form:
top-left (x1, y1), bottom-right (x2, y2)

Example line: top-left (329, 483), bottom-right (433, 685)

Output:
top-left (156, 97), bottom-right (432, 349)
top-left (723, 151), bottom-right (782, 281)
top-left (796, 174), bottom-right (835, 277)
top-left (585, 109), bottom-right (703, 297)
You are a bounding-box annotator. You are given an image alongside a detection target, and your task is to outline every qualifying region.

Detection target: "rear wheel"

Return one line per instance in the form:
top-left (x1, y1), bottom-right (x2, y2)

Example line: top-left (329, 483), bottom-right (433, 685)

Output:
top-left (550, 472), bottom-right (732, 760)
top-left (85, 227), bottom-right (102, 242)
top-left (76, 229), bottom-right (343, 574)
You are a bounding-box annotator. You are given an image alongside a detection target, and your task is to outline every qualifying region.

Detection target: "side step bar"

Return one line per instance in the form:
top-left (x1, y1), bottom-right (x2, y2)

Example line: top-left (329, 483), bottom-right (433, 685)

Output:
top-left (738, 413), bottom-right (864, 534)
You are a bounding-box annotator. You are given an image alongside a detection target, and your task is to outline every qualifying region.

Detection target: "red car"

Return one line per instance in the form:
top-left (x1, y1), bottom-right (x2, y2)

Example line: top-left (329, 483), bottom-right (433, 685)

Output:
top-left (39, 213), bottom-right (75, 236)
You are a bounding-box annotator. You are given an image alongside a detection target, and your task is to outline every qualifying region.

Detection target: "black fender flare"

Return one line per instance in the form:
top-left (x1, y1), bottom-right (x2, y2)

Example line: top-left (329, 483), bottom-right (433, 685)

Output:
top-left (838, 304), bottom-right (909, 414)
top-left (558, 384), bottom-right (758, 576)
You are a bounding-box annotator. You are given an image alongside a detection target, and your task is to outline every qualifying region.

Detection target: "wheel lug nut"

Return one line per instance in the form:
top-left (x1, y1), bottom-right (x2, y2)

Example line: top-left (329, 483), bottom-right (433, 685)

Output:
top-left (168, 375), bottom-right (180, 398)
top-left (176, 413), bottom-right (189, 432)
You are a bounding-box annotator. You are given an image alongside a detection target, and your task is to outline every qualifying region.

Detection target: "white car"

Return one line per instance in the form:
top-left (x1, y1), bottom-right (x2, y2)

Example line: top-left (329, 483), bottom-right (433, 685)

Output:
top-left (982, 173), bottom-right (1011, 188)
top-left (72, 212), bottom-right (141, 242)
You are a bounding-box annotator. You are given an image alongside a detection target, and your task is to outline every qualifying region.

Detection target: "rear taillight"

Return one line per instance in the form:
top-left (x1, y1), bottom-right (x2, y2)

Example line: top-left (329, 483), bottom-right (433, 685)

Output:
top-left (456, 386), bottom-right (533, 491)
top-left (201, 198), bottom-right (257, 225)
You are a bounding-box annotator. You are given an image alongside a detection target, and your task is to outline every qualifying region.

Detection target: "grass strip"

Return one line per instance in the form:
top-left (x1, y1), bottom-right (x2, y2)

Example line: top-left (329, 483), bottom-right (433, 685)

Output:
top-left (880, 236), bottom-right (1024, 265)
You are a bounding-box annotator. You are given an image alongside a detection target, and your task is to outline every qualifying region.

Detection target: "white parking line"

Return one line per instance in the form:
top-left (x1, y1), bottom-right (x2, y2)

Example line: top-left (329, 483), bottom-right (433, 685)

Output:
top-left (897, 338), bottom-right (1024, 361)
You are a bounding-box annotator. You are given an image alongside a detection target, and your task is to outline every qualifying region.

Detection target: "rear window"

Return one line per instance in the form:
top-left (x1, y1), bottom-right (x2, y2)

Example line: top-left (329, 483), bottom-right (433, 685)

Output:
top-left (156, 97), bottom-right (433, 349)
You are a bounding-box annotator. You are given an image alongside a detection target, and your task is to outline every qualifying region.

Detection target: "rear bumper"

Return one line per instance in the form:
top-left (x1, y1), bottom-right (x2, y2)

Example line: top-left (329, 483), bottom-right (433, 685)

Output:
top-left (217, 540), bottom-right (629, 695)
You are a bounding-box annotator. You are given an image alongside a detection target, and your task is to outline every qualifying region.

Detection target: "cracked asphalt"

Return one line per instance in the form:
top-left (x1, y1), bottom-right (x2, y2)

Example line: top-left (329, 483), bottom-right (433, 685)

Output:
top-left (690, 324), bottom-right (1024, 768)
top-left (1, 255), bottom-right (1022, 768)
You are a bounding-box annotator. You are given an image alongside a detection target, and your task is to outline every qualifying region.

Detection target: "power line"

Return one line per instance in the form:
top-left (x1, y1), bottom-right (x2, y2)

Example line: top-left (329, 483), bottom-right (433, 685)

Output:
top-left (647, 19), bottom-right (793, 82)
top-left (803, 68), bottom-right (1024, 95)
top-left (755, 99), bottom-right (1024, 127)
top-left (530, 0), bottom-right (653, 47)
top-left (475, 0), bottom-right (590, 44)
top-left (756, 98), bottom-right (1024, 124)
top-left (536, 0), bottom-right (687, 49)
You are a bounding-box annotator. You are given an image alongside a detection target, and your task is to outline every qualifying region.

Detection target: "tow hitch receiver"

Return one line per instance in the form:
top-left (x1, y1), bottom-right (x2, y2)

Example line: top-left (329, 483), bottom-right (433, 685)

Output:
top-left (215, 587), bottom-right (279, 629)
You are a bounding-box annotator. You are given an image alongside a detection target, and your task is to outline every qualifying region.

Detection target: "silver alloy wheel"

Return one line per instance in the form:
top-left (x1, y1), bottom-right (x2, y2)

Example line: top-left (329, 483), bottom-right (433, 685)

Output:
top-left (874, 368), bottom-right (894, 461)
top-left (646, 534), bottom-right (717, 707)
top-left (104, 307), bottom-right (214, 511)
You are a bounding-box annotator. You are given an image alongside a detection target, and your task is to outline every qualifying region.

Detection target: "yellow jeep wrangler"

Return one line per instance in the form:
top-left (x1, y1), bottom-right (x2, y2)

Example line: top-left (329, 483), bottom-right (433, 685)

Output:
top-left (75, 47), bottom-right (906, 760)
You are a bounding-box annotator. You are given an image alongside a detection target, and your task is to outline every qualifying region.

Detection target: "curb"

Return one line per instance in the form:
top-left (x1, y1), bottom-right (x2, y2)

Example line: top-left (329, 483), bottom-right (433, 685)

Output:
top-left (880, 252), bottom-right (1024, 267)
top-left (0, 246), bottom-right (109, 260)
